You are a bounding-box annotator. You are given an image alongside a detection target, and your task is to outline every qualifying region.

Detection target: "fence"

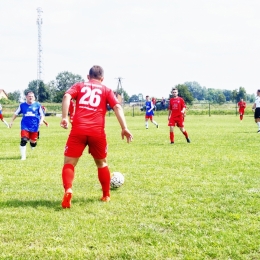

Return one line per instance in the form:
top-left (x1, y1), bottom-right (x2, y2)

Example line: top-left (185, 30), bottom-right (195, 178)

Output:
top-left (119, 102), bottom-right (254, 117)
top-left (2, 102), bottom-right (254, 117)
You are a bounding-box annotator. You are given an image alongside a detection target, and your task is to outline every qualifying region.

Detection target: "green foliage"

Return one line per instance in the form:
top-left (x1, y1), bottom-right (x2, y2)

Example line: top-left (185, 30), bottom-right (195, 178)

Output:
top-left (24, 80), bottom-right (51, 103)
top-left (0, 115), bottom-right (260, 259)
top-left (0, 98), bottom-right (16, 105)
top-left (52, 71), bottom-right (84, 102)
top-left (174, 84), bottom-right (194, 105)
top-left (216, 93), bottom-right (226, 104)
top-left (232, 87), bottom-right (247, 102)
top-left (115, 89), bottom-right (130, 103)
top-left (7, 90), bottom-right (21, 102)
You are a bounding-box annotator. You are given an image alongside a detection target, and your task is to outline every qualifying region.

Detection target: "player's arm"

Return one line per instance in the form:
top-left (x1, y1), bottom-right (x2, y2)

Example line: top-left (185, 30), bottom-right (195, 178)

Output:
top-left (252, 103), bottom-right (256, 110)
top-left (61, 93), bottom-right (72, 129)
top-left (39, 106), bottom-right (44, 125)
top-left (113, 104), bottom-right (133, 143)
top-left (9, 106), bottom-right (20, 128)
top-left (181, 100), bottom-right (186, 114)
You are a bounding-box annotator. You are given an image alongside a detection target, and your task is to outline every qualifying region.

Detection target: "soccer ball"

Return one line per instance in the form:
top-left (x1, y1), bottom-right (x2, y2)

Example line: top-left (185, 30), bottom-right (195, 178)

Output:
top-left (110, 172), bottom-right (125, 189)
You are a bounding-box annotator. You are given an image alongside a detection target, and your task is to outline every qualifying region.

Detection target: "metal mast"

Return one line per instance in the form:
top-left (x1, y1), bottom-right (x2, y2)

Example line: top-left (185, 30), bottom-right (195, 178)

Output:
top-left (36, 7), bottom-right (43, 91)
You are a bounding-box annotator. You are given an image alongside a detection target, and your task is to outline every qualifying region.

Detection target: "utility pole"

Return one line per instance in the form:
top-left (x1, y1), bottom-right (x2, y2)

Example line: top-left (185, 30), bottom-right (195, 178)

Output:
top-left (36, 7), bottom-right (43, 97)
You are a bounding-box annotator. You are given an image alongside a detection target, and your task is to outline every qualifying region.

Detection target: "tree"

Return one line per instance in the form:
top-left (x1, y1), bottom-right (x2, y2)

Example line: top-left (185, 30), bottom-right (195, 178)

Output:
top-left (53, 71), bottom-right (84, 102)
top-left (216, 93), bottom-right (226, 104)
top-left (173, 84), bottom-right (194, 105)
top-left (24, 80), bottom-right (51, 102)
top-left (38, 84), bottom-right (50, 102)
top-left (184, 81), bottom-right (205, 100)
top-left (231, 87), bottom-right (247, 103)
top-left (56, 71), bottom-right (84, 92)
top-left (8, 90), bottom-right (21, 102)
top-left (24, 80), bottom-right (39, 97)
top-left (129, 95), bottom-right (139, 102)
top-left (114, 88), bottom-right (130, 103)
top-left (237, 87), bottom-right (247, 102)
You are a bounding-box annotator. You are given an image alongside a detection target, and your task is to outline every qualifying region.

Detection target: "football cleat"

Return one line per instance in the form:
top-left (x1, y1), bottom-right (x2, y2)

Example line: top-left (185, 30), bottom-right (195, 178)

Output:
top-left (170, 142), bottom-right (174, 144)
top-left (156, 124), bottom-right (159, 128)
top-left (186, 138), bottom-right (191, 143)
top-left (100, 196), bottom-right (110, 202)
top-left (62, 190), bottom-right (72, 208)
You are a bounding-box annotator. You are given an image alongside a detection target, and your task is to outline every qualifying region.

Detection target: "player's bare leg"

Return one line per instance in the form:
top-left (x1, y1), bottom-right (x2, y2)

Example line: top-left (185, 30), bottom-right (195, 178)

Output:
top-left (151, 119), bottom-right (159, 128)
top-left (145, 118), bottom-right (149, 129)
top-left (1, 119), bottom-right (9, 128)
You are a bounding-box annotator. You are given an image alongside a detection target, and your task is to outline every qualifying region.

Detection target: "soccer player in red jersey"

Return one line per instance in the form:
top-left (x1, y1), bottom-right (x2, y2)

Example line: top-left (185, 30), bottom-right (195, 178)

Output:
top-left (168, 88), bottom-right (190, 144)
top-left (237, 98), bottom-right (246, 121)
top-left (60, 65), bottom-right (133, 208)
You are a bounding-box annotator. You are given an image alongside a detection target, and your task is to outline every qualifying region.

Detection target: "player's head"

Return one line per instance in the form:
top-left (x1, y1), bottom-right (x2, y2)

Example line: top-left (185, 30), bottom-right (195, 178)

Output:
top-left (88, 65), bottom-right (104, 81)
top-left (146, 95), bottom-right (149, 100)
top-left (257, 89), bottom-right (260, 95)
top-left (171, 88), bottom-right (178, 97)
top-left (25, 91), bottom-right (35, 104)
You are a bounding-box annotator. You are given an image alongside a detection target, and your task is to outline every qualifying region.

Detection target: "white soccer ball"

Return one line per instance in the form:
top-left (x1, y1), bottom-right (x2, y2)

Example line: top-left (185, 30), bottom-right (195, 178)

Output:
top-left (110, 172), bottom-right (125, 189)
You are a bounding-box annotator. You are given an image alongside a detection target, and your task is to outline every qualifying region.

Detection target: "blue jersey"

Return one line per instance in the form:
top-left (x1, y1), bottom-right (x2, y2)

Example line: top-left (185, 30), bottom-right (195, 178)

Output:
top-left (15, 102), bottom-right (43, 132)
top-left (145, 101), bottom-right (154, 116)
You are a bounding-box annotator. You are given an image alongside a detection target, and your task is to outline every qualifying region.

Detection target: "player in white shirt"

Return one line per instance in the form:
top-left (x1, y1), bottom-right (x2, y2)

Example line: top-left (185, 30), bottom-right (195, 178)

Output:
top-left (252, 89), bottom-right (260, 133)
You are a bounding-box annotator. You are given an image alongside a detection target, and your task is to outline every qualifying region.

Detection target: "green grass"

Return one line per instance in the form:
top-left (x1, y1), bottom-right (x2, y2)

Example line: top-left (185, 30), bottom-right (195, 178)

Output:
top-left (0, 114), bottom-right (260, 259)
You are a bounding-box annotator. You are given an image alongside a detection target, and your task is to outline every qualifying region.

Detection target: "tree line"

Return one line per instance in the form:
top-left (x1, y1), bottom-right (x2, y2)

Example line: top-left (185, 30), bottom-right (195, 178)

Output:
top-left (4, 72), bottom-right (255, 105)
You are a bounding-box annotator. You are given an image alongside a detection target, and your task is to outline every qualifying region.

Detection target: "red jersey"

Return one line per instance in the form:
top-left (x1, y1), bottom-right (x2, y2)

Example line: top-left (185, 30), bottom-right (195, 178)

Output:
top-left (238, 101), bottom-right (246, 111)
top-left (168, 97), bottom-right (186, 118)
top-left (66, 80), bottom-right (119, 137)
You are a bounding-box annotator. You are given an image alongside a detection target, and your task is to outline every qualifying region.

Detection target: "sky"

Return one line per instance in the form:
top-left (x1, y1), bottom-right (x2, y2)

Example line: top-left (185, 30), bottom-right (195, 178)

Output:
top-left (1, 0), bottom-right (260, 99)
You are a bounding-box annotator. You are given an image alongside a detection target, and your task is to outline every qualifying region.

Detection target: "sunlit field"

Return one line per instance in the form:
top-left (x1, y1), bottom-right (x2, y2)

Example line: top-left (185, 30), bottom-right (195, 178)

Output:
top-left (0, 113), bottom-right (259, 259)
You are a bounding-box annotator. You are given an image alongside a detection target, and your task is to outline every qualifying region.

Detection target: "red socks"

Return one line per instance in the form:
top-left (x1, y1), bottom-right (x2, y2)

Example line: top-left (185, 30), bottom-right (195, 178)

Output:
top-left (62, 164), bottom-right (75, 191)
top-left (62, 164), bottom-right (111, 197)
top-left (98, 166), bottom-right (111, 197)
top-left (170, 132), bottom-right (174, 142)
top-left (183, 130), bottom-right (188, 139)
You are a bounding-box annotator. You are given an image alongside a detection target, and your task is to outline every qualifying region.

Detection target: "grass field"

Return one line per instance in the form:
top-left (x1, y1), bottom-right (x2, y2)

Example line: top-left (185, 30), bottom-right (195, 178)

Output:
top-left (0, 114), bottom-right (260, 259)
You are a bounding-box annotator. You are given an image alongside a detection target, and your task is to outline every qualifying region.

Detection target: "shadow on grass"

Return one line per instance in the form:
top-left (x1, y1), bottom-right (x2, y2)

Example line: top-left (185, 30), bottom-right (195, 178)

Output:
top-left (0, 197), bottom-right (97, 210)
top-left (0, 156), bottom-right (21, 160)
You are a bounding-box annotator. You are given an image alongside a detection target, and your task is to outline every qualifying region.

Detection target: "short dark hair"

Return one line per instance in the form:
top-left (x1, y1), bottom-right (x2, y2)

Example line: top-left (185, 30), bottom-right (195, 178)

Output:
top-left (89, 65), bottom-right (104, 80)
top-left (172, 88), bottom-right (178, 92)
top-left (26, 91), bottom-right (35, 96)
top-left (258, 89), bottom-right (260, 92)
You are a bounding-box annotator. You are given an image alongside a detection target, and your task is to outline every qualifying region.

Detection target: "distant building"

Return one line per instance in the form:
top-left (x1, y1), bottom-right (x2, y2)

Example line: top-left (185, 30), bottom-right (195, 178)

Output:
top-left (0, 89), bottom-right (8, 99)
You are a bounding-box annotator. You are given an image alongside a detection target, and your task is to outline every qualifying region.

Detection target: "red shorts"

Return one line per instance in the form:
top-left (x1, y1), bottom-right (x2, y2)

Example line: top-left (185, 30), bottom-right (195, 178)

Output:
top-left (21, 130), bottom-right (38, 142)
top-left (0, 114), bottom-right (3, 120)
top-left (64, 133), bottom-right (107, 159)
top-left (145, 115), bottom-right (153, 120)
top-left (239, 109), bottom-right (245, 115)
top-left (168, 116), bottom-right (184, 127)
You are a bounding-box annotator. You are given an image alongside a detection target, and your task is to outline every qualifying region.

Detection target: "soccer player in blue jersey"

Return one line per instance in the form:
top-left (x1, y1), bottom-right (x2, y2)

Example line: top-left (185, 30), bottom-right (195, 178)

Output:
top-left (145, 95), bottom-right (158, 129)
top-left (9, 91), bottom-right (44, 160)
